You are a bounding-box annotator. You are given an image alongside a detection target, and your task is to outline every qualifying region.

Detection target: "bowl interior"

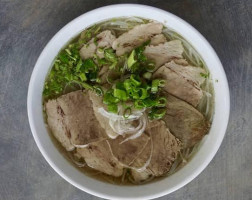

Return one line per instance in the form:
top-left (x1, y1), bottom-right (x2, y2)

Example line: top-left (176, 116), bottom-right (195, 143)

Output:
top-left (27, 4), bottom-right (230, 200)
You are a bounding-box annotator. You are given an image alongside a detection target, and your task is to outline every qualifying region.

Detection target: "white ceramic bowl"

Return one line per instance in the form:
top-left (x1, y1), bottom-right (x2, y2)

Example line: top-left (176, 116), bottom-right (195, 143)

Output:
top-left (27, 4), bottom-right (230, 200)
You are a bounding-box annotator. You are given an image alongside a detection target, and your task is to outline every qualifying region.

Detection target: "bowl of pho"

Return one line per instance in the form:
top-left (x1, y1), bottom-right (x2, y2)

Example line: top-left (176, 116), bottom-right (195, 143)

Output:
top-left (27, 4), bottom-right (230, 200)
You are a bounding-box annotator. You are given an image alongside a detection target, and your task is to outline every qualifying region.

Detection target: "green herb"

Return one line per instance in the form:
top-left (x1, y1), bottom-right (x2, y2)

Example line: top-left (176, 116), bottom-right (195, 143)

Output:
top-left (103, 90), bottom-right (120, 104)
top-left (79, 73), bottom-right (87, 81)
top-left (149, 107), bottom-right (166, 120)
top-left (127, 50), bottom-right (137, 68)
top-left (143, 72), bottom-right (152, 79)
top-left (113, 89), bottom-right (128, 101)
top-left (93, 86), bottom-right (103, 96)
top-left (151, 79), bottom-right (165, 93)
top-left (123, 107), bottom-right (132, 119)
top-left (81, 58), bottom-right (97, 72)
top-left (200, 72), bottom-right (209, 78)
top-left (107, 104), bottom-right (118, 113)
top-left (104, 48), bottom-right (117, 63)
top-left (93, 37), bottom-right (98, 46)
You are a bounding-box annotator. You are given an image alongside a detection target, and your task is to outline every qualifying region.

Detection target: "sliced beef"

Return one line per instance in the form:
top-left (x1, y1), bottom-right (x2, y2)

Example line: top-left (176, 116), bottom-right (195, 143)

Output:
top-left (173, 58), bottom-right (189, 66)
top-left (108, 134), bottom-right (150, 167)
top-left (143, 40), bottom-right (184, 70)
top-left (88, 91), bottom-right (118, 138)
top-left (153, 61), bottom-right (205, 107)
top-left (131, 120), bottom-right (181, 179)
top-left (150, 34), bottom-right (167, 45)
top-left (145, 120), bottom-right (181, 176)
top-left (80, 30), bottom-right (116, 60)
top-left (45, 100), bottom-right (74, 151)
top-left (76, 140), bottom-right (123, 177)
top-left (163, 93), bottom-right (209, 148)
top-left (112, 22), bottom-right (163, 56)
top-left (45, 90), bottom-right (106, 149)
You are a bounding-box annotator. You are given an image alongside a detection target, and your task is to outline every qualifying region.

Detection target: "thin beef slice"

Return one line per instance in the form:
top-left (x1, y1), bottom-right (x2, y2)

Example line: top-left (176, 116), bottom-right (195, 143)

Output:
top-left (144, 40), bottom-right (184, 70)
top-left (112, 22), bottom-right (163, 56)
top-left (45, 90), bottom-right (106, 149)
top-left (76, 140), bottom-right (123, 177)
top-left (153, 61), bottom-right (205, 107)
top-left (163, 93), bottom-right (210, 148)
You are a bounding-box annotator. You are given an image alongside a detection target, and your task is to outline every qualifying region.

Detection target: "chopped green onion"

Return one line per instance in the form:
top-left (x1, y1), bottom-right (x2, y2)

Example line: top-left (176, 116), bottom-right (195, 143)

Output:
top-left (109, 61), bottom-right (117, 69)
top-left (130, 75), bottom-right (141, 86)
top-left (93, 37), bottom-right (98, 46)
top-left (123, 107), bottom-right (132, 119)
top-left (156, 97), bottom-right (167, 107)
top-left (104, 48), bottom-right (117, 63)
top-left (76, 59), bottom-right (82, 72)
top-left (113, 89), bottom-right (128, 101)
top-left (94, 26), bottom-right (101, 34)
top-left (65, 49), bottom-right (71, 55)
top-left (107, 104), bottom-right (118, 113)
top-left (79, 82), bottom-right (93, 90)
top-left (79, 73), bottom-right (87, 81)
top-left (142, 98), bottom-right (157, 107)
top-left (59, 52), bottom-right (69, 63)
top-left (134, 100), bottom-right (145, 109)
top-left (138, 88), bottom-right (148, 99)
top-left (93, 86), bottom-right (103, 96)
top-left (97, 48), bottom-right (104, 54)
top-left (123, 79), bottom-right (132, 91)
top-left (143, 72), bottom-right (152, 79)
top-left (81, 58), bottom-right (97, 72)
top-left (149, 108), bottom-right (166, 119)
top-left (115, 82), bottom-right (125, 90)
top-left (127, 50), bottom-right (137, 68)
top-left (151, 79), bottom-right (165, 93)
top-left (200, 72), bottom-right (209, 78)
top-left (146, 62), bottom-right (156, 72)
top-left (103, 91), bottom-right (119, 104)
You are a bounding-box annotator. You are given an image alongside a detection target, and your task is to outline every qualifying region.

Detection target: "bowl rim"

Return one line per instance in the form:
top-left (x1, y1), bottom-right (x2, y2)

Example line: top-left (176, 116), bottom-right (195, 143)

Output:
top-left (27, 4), bottom-right (230, 200)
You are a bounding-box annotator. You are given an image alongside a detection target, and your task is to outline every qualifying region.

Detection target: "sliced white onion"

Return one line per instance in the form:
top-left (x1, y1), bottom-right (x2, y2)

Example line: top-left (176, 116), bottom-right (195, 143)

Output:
top-left (73, 143), bottom-right (89, 148)
top-left (120, 114), bottom-right (147, 144)
top-left (98, 107), bottom-right (147, 139)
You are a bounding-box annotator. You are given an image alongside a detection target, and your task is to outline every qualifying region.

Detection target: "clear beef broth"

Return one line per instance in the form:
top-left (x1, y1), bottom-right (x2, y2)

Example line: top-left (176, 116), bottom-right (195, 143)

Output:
top-left (43, 17), bottom-right (214, 185)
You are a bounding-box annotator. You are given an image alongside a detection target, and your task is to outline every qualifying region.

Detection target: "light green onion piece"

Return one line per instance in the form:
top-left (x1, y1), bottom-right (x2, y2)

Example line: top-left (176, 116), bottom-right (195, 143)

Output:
top-left (109, 61), bottom-right (117, 69)
top-left (93, 86), bottom-right (103, 96)
top-left (143, 72), bottom-right (152, 79)
top-left (134, 100), bottom-right (145, 109)
top-left (104, 49), bottom-right (117, 63)
top-left (127, 50), bottom-right (137, 68)
top-left (76, 59), bottom-right (82, 72)
top-left (130, 75), bottom-right (141, 86)
top-left (107, 104), bottom-right (118, 113)
top-left (139, 88), bottom-right (148, 99)
top-left (123, 107), bottom-right (132, 119)
top-left (156, 97), bottom-right (167, 107)
top-left (149, 108), bottom-right (166, 119)
top-left (151, 79), bottom-right (165, 93)
top-left (65, 49), bottom-right (71, 55)
top-left (79, 73), bottom-right (87, 81)
top-left (146, 62), bottom-right (156, 72)
top-left (123, 79), bottom-right (132, 91)
top-left (103, 91), bottom-right (119, 104)
top-left (113, 89), bottom-right (128, 101)
top-left (80, 82), bottom-right (93, 90)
